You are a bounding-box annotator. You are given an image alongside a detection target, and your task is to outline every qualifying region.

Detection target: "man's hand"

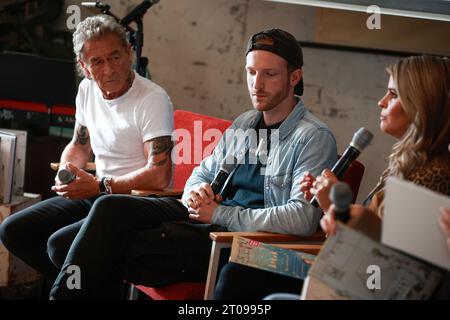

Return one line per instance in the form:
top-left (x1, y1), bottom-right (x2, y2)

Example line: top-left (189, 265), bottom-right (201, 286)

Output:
top-left (188, 197), bottom-right (222, 224)
top-left (186, 183), bottom-right (219, 209)
top-left (51, 163), bottom-right (100, 200)
top-left (187, 182), bottom-right (223, 224)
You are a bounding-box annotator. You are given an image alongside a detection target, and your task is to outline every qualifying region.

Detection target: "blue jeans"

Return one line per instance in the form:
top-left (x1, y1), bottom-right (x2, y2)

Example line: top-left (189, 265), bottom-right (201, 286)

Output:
top-left (214, 262), bottom-right (303, 300)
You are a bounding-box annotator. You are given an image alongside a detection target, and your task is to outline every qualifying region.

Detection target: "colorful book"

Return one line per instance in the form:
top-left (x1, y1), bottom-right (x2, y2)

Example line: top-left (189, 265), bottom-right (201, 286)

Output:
top-left (229, 236), bottom-right (316, 280)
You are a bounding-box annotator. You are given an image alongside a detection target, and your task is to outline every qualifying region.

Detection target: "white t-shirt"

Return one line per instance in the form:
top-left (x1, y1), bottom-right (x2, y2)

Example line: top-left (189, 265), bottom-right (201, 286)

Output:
top-left (75, 72), bottom-right (174, 178)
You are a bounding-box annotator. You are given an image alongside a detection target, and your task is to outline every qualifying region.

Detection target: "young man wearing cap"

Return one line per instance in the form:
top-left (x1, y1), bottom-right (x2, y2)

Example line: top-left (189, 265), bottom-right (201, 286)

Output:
top-left (48, 28), bottom-right (337, 299)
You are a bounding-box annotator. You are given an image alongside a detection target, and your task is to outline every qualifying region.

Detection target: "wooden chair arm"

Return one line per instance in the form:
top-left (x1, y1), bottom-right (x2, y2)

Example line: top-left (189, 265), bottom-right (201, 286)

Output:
top-left (50, 162), bottom-right (96, 172)
top-left (131, 189), bottom-right (184, 198)
top-left (209, 230), bottom-right (326, 244)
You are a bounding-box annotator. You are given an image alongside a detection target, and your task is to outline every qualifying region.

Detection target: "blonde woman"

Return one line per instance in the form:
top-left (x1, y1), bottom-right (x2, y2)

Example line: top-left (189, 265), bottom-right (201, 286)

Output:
top-left (301, 55), bottom-right (450, 239)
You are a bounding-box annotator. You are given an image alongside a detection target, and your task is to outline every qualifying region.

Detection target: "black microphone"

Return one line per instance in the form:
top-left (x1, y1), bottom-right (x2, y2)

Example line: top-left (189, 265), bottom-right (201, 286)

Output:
top-left (310, 127), bottom-right (373, 207)
top-left (329, 182), bottom-right (353, 223)
top-left (57, 168), bottom-right (75, 185)
top-left (120, 0), bottom-right (159, 27)
top-left (210, 156), bottom-right (238, 195)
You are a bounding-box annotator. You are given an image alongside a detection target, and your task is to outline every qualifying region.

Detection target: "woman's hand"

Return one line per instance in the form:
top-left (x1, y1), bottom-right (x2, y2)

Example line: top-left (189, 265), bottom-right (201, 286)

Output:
top-left (299, 171), bottom-right (316, 201)
top-left (307, 169), bottom-right (338, 212)
top-left (439, 207), bottom-right (450, 251)
top-left (320, 204), bottom-right (382, 240)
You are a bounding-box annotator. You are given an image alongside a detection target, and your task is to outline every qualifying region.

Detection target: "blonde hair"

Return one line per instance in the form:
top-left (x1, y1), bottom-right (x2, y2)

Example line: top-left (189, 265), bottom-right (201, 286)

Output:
top-left (386, 55), bottom-right (450, 178)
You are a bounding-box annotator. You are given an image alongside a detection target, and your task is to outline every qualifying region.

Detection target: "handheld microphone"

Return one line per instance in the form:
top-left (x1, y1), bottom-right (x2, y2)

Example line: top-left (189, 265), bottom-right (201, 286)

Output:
top-left (310, 127), bottom-right (373, 207)
top-left (329, 182), bottom-right (353, 223)
top-left (120, 0), bottom-right (159, 27)
top-left (81, 1), bottom-right (110, 11)
top-left (210, 156), bottom-right (238, 195)
top-left (57, 168), bottom-right (75, 185)
top-left (81, 2), bottom-right (98, 7)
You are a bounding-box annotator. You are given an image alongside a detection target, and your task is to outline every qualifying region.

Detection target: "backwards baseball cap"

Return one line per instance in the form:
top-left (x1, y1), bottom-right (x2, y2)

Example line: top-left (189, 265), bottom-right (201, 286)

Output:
top-left (246, 28), bottom-right (304, 96)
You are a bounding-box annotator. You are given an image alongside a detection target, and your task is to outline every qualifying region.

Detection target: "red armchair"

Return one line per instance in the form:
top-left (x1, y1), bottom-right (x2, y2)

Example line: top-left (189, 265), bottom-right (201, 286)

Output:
top-left (130, 109), bottom-right (232, 300)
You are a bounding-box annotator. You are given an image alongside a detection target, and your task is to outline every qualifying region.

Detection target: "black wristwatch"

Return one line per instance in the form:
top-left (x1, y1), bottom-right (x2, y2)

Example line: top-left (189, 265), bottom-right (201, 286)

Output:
top-left (99, 176), bottom-right (113, 194)
top-left (99, 177), bottom-right (107, 193)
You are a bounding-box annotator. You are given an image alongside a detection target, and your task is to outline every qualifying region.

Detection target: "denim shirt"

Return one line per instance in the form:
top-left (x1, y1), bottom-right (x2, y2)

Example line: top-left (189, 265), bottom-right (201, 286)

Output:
top-left (182, 99), bottom-right (337, 236)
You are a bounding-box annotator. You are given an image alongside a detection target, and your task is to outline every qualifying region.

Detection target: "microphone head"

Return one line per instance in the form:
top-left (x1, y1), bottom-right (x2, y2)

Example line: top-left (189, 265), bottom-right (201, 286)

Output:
top-left (81, 2), bottom-right (97, 7)
top-left (350, 127), bottom-right (373, 152)
top-left (329, 182), bottom-right (353, 212)
top-left (220, 156), bottom-right (238, 174)
top-left (58, 168), bottom-right (75, 184)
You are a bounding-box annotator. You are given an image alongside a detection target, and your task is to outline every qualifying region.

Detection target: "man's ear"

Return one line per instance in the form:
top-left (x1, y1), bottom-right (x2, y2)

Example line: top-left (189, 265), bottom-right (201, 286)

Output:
top-left (126, 44), bottom-right (133, 64)
top-left (79, 60), bottom-right (91, 79)
top-left (290, 69), bottom-right (302, 87)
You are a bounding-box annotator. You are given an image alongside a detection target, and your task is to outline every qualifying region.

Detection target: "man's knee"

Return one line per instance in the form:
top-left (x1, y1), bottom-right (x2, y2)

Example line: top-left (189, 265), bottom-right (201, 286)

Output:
top-left (47, 231), bottom-right (71, 269)
top-left (0, 215), bottom-right (22, 250)
top-left (217, 262), bottom-right (244, 285)
top-left (88, 194), bottom-right (132, 222)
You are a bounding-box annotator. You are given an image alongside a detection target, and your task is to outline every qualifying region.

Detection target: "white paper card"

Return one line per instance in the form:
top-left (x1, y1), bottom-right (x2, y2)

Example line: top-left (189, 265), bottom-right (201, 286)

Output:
top-left (383, 177), bottom-right (450, 271)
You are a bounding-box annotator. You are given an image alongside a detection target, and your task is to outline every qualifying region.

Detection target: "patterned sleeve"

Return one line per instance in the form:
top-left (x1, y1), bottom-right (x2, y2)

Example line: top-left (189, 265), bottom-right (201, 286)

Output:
top-left (406, 157), bottom-right (450, 196)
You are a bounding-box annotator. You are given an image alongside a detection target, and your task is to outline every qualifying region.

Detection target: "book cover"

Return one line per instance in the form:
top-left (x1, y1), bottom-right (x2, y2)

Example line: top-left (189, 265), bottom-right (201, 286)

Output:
top-left (229, 236), bottom-right (316, 280)
top-left (0, 129), bottom-right (27, 197)
top-left (0, 131), bottom-right (17, 203)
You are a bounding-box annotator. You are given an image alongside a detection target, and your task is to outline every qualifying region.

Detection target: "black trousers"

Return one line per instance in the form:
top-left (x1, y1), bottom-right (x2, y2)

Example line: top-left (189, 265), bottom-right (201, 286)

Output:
top-left (0, 195), bottom-right (101, 286)
top-left (214, 262), bottom-right (304, 300)
top-left (0, 194), bottom-right (221, 299)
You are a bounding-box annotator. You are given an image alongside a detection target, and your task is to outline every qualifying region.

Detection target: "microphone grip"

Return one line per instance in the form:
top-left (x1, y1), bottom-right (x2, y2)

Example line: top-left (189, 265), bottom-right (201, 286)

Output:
top-left (331, 146), bottom-right (360, 179)
top-left (309, 147), bottom-right (360, 208)
top-left (210, 171), bottom-right (229, 195)
top-left (335, 209), bottom-right (350, 223)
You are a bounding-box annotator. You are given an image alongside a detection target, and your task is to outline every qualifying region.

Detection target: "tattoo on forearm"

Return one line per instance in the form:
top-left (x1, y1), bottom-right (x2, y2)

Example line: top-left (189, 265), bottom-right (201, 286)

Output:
top-left (75, 125), bottom-right (89, 145)
top-left (152, 158), bottom-right (169, 167)
top-left (149, 136), bottom-right (173, 167)
top-left (150, 136), bottom-right (173, 156)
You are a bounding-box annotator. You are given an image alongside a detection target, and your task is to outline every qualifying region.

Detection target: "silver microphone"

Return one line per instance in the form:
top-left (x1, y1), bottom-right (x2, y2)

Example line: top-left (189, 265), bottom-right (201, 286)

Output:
top-left (329, 182), bottom-right (353, 223)
top-left (57, 168), bottom-right (75, 185)
top-left (81, 2), bottom-right (98, 7)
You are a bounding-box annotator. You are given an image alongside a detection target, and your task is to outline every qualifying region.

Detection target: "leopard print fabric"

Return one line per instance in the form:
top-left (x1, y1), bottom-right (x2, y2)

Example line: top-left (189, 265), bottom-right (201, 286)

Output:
top-left (405, 157), bottom-right (450, 196)
top-left (366, 156), bottom-right (450, 217)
